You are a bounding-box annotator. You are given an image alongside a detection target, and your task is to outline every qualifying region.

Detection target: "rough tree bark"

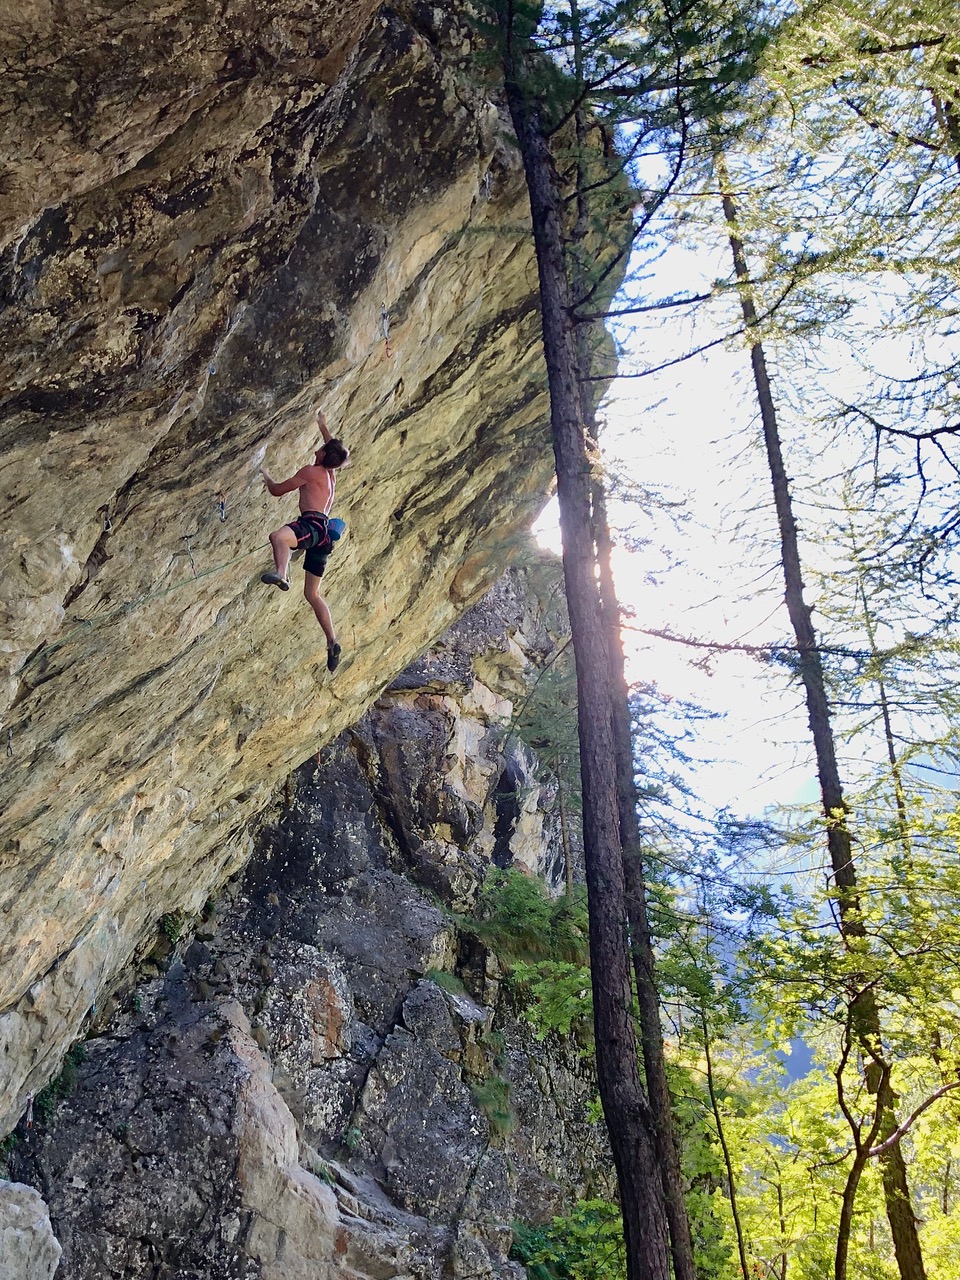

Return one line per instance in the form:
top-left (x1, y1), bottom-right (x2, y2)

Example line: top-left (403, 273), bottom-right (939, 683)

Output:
top-left (496, 7), bottom-right (671, 1278)
top-left (590, 475), bottom-right (698, 1280)
top-left (566, 2), bottom-right (697, 1267)
top-left (715, 147), bottom-right (927, 1280)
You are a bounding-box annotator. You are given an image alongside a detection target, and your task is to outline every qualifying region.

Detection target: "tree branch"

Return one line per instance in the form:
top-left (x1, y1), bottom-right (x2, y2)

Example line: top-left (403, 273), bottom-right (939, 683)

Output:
top-left (577, 290), bottom-right (716, 322)
top-left (841, 402), bottom-right (960, 442)
top-left (801, 35), bottom-right (946, 67)
top-left (837, 89), bottom-right (942, 153)
top-left (868, 1081), bottom-right (960, 1157)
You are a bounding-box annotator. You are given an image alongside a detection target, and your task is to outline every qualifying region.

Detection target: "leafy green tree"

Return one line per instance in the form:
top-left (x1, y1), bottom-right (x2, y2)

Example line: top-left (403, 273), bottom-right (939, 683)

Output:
top-left (713, 148), bottom-right (935, 1279)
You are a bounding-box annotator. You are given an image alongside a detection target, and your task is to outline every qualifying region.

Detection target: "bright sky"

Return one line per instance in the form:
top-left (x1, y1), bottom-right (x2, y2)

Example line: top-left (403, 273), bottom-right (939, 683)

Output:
top-left (534, 439), bottom-right (818, 820)
top-left (534, 247), bottom-right (822, 819)
top-left (534, 206), bottom-right (960, 827)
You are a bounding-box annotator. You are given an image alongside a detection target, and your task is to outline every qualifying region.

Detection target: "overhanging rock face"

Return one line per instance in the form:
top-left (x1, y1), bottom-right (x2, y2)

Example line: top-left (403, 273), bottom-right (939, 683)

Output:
top-left (0, 2), bottom-right (552, 1133)
top-left (3, 557), bottom-right (606, 1280)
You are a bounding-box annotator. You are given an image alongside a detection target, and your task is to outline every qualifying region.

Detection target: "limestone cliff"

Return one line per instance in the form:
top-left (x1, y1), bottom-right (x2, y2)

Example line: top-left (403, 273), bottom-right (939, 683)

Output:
top-left (2, 559), bottom-right (608, 1280)
top-left (0, 0), bottom-right (556, 1133)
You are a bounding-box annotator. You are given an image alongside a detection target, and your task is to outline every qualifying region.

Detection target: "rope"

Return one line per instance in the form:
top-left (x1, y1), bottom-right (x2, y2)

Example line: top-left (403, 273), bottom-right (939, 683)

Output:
top-left (17, 544), bottom-right (265, 676)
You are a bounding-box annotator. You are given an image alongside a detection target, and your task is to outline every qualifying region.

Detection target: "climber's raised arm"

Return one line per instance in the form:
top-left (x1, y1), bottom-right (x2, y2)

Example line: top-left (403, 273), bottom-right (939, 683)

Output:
top-left (316, 407), bottom-right (332, 445)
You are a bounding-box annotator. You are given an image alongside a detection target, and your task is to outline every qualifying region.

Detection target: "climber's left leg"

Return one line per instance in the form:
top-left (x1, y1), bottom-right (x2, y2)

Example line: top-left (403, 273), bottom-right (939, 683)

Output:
top-left (304, 570), bottom-right (341, 670)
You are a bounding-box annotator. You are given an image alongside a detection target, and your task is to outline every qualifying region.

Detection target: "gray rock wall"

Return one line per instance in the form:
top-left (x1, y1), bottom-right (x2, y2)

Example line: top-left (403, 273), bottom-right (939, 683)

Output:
top-left (0, 1182), bottom-right (61, 1280)
top-left (2, 561), bottom-right (609, 1280)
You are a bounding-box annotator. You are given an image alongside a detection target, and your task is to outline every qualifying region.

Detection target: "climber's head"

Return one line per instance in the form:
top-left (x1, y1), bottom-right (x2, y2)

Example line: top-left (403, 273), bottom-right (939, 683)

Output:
top-left (317, 439), bottom-right (350, 469)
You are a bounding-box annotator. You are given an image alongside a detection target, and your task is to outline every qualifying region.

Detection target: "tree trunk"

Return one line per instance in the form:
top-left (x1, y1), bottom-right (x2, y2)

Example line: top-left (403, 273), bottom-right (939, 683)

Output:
top-left (566, 0), bottom-right (695, 1260)
top-left (836, 1148), bottom-right (872, 1280)
top-left (498, 10), bottom-right (671, 1279)
top-left (700, 1004), bottom-right (751, 1280)
top-left (835, 1033), bottom-right (889, 1280)
top-left (568, 2), bottom-right (695, 1242)
top-left (591, 476), bottom-right (698, 1280)
top-left (776, 1174), bottom-right (788, 1280)
top-left (877, 1074), bottom-right (929, 1280)
top-left (715, 146), bottom-right (927, 1280)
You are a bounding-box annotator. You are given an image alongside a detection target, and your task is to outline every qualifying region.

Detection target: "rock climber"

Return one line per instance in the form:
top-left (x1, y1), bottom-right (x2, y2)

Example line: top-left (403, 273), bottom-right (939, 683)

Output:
top-left (260, 408), bottom-right (349, 672)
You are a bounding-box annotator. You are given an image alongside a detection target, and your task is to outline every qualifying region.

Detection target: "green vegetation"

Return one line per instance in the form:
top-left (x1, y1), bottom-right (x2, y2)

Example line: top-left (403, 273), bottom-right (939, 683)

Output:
top-left (35, 1043), bottom-right (86, 1124)
top-left (160, 912), bottom-right (184, 944)
top-left (463, 870), bottom-right (592, 1042)
top-left (305, 1152), bottom-right (337, 1186)
top-left (511, 1200), bottom-right (626, 1280)
top-left (466, 869), bottom-right (588, 967)
top-left (471, 1072), bottom-right (517, 1141)
top-left (424, 967), bottom-right (469, 997)
top-left (508, 960), bottom-right (592, 1041)
top-left (343, 1125), bottom-right (363, 1153)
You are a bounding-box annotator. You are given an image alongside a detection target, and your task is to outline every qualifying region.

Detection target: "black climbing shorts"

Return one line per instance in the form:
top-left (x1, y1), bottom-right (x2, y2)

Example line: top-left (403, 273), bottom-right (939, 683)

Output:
top-left (286, 511), bottom-right (333, 577)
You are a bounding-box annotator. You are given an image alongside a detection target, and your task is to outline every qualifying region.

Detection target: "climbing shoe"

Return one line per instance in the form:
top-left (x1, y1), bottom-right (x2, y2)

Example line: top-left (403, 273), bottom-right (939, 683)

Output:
top-left (261, 572), bottom-right (290, 591)
top-left (327, 642), bottom-right (342, 673)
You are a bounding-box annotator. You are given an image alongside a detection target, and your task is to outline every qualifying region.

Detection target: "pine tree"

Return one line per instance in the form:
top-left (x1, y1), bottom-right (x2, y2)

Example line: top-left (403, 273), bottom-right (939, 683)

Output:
top-left (714, 144), bottom-right (929, 1280)
top-left (491, 5), bottom-right (673, 1275)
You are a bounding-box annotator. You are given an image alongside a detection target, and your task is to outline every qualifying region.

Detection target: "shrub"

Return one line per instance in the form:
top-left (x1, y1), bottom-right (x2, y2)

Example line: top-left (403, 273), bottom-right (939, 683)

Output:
top-left (466, 870), bottom-right (588, 966)
top-left (161, 912), bottom-right (184, 943)
top-left (511, 1200), bottom-right (625, 1280)
top-left (508, 960), bottom-right (592, 1040)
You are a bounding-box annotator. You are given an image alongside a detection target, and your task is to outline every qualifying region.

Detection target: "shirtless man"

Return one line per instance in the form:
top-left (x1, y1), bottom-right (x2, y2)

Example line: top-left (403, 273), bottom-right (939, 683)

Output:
top-left (260, 408), bottom-right (349, 672)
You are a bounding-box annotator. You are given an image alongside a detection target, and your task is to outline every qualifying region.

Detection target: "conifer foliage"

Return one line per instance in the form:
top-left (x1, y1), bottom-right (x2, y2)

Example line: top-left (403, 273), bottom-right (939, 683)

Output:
top-left (479, 3), bottom-right (960, 1279)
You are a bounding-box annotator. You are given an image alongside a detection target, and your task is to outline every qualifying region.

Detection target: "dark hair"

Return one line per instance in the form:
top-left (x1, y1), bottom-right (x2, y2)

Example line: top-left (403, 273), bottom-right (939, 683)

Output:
top-left (320, 438), bottom-right (349, 469)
